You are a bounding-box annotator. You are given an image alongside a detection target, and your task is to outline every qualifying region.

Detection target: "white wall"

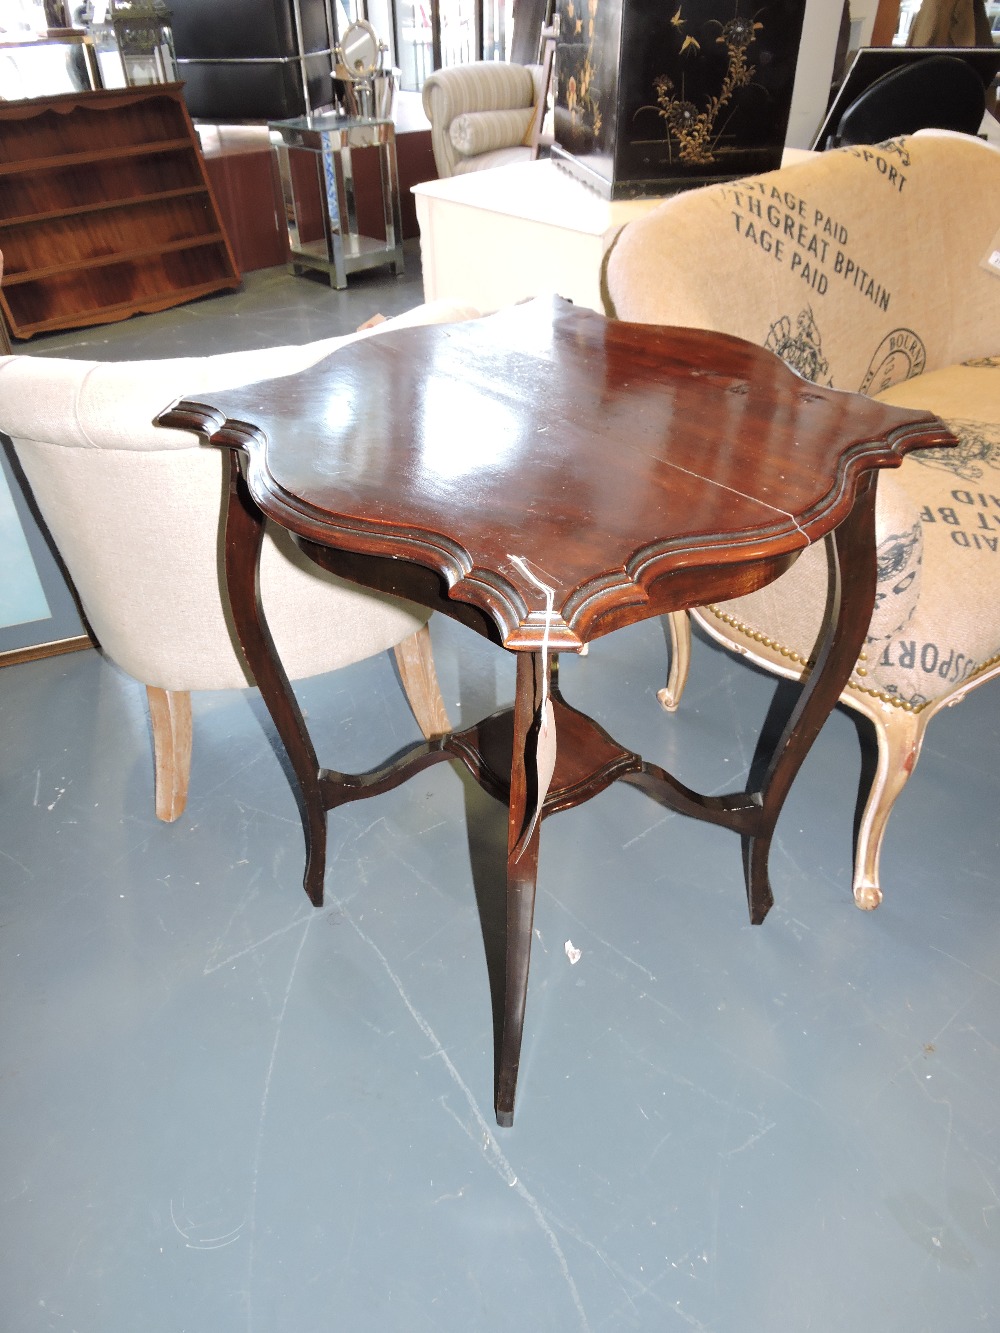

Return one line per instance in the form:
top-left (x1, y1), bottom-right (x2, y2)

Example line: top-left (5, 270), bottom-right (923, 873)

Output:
top-left (785, 0), bottom-right (851, 149)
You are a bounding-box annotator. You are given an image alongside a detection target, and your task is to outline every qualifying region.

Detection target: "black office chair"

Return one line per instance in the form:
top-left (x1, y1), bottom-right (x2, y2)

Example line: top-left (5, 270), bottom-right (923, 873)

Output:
top-left (827, 54), bottom-right (987, 147)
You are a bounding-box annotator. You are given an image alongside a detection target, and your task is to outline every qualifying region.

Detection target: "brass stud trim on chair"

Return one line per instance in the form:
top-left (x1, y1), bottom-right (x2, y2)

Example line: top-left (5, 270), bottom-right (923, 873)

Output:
top-left (701, 605), bottom-right (941, 715)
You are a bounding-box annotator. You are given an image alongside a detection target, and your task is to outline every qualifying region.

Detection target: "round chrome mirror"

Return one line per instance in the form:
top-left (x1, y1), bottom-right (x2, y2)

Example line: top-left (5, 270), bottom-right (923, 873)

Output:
top-left (340, 20), bottom-right (381, 80)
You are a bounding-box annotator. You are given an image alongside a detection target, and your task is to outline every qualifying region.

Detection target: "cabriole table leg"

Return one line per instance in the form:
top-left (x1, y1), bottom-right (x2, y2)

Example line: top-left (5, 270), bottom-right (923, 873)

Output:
top-left (223, 453), bottom-right (329, 906)
top-left (496, 650), bottom-right (546, 1127)
top-left (743, 475), bottom-right (880, 923)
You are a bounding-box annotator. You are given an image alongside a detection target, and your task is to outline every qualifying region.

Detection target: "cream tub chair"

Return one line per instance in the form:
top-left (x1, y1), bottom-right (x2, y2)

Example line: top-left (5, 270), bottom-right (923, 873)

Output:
top-left (604, 130), bottom-right (1000, 909)
top-left (1, 300), bottom-right (479, 822)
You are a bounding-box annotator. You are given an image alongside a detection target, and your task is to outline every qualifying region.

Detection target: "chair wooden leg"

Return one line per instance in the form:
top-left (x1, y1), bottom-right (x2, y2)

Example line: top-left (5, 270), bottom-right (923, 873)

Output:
top-left (146, 686), bottom-right (193, 822)
top-left (657, 611), bottom-right (692, 712)
top-left (853, 703), bottom-right (929, 910)
top-left (393, 623), bottom-right (452, 738)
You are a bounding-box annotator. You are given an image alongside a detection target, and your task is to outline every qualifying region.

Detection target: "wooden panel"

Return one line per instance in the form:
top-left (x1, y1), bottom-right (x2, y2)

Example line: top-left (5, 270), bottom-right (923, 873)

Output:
top-left (397, 128), bottom-right (436, 238)
top-left (0, 85), bottom-right (241, 339)
top-left (203, 147), bottom-right (287, 272)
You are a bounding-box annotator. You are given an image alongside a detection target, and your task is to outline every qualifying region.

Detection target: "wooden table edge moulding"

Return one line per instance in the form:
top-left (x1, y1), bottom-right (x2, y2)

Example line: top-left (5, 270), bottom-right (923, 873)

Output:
top-left (157, 296), bottom-right (955, 1126)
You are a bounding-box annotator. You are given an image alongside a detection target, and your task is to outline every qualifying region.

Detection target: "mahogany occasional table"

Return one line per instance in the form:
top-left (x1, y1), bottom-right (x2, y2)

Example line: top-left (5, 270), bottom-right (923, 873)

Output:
top-left (159, 296), bottom-right (953, 1126)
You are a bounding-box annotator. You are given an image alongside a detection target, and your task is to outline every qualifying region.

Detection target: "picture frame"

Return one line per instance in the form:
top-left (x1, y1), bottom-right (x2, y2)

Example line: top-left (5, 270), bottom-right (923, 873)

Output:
top-left (0, 437), bottom-right (91, 667)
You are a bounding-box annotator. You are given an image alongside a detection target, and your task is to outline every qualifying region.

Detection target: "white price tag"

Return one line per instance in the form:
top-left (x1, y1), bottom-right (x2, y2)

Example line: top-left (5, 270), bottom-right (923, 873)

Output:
top-left (981, 227), bottom-right (1000, 278)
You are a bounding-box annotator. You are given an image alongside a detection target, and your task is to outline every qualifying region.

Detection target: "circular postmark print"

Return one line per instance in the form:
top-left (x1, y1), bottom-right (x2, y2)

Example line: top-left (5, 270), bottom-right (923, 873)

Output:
top-left (860, 328), bottom-right (927, 394)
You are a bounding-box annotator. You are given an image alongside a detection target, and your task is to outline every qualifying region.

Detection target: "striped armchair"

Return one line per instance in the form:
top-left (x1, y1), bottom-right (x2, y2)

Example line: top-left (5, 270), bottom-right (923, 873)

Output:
top-left (421, 61), bottom-right (546, 178)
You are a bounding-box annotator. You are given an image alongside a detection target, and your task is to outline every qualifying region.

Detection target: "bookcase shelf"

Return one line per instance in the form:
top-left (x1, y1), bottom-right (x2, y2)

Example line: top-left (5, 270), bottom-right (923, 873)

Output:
top-left (0, 85), bottom-right (240, 340)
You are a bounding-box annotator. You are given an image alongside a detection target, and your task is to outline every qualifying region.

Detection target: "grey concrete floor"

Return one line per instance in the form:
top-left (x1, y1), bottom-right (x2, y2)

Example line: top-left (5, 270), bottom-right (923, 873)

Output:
top-left (2, 259), bottom-right (999, 1332)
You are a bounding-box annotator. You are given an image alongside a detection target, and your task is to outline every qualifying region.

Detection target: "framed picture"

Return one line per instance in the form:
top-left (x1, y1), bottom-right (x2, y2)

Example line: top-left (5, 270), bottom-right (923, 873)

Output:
top-left (0, 438), bottom-right (91, 666)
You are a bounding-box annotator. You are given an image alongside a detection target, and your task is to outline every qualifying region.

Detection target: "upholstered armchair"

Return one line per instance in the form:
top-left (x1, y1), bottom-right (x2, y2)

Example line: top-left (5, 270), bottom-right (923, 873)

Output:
top-left (421, 60), bottom-right (546, 178)
top-left (0, 300), bottom-right (480, 822)
top-left (604, 130), bottom-right (1000, 909)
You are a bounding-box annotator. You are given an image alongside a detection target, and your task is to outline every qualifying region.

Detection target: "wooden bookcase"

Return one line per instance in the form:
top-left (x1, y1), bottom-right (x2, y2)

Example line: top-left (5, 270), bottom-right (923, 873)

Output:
top-left (0, 84), bottom-right (241, 340)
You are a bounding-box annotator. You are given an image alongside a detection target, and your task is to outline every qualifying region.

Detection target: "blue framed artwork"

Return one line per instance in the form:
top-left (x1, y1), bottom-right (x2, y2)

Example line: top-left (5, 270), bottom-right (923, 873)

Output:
top-left (0, 436), bottom-right (90, 663)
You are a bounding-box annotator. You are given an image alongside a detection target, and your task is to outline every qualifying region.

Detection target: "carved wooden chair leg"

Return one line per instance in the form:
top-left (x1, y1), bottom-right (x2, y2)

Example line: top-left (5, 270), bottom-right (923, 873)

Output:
top-left (394, 623), bottom-right (452, 738)
top-left (852, 702), bottom-right (929, 910)
top-left (146, 686), bottom-right (193, 822)
top-left (657, 610), bottom-right (692, 712)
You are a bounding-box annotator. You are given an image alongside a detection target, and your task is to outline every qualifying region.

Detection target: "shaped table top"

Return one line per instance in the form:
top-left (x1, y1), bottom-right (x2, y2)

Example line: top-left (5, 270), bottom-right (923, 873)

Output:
top-left (162, 296), bottom-right (952, 650)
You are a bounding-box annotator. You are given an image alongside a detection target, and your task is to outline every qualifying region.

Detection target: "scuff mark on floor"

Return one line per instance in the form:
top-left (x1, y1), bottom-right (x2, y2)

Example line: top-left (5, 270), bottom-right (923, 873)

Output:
top-left (334, 893), bottom-right (593, 1333)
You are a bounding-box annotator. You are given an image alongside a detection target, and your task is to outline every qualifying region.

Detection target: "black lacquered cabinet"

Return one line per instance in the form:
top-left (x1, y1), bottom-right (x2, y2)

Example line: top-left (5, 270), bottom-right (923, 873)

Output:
top-left (552, 0), bottom-right (808, 198)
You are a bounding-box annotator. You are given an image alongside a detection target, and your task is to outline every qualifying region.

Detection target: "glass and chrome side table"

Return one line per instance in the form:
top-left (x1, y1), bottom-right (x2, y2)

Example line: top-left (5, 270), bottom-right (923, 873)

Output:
top-left (268, 113), bottom-right (405, 290)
